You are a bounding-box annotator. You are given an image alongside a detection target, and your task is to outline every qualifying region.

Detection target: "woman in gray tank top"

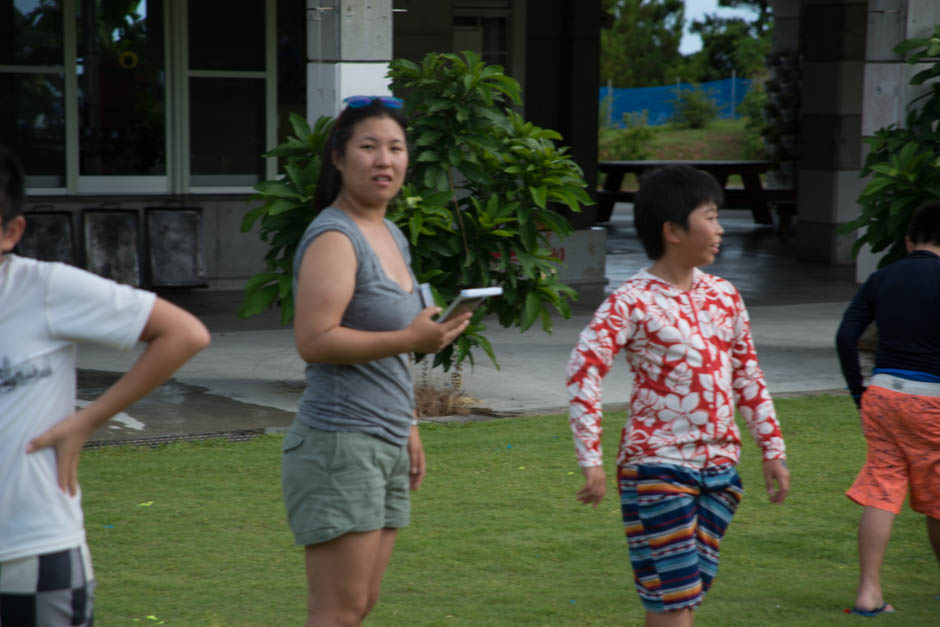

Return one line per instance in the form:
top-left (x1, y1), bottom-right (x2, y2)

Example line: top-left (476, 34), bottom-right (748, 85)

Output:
top-left (281, 96), bottom-right (471, 626)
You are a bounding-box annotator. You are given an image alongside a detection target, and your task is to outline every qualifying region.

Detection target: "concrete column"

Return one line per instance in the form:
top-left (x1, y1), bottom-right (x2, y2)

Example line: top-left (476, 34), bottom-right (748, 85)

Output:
top-left (306, 0), bottom-right (393, 122)
top-left (797, 0), bottom-right (868, 264)
top-left (766, 0), bottom-right (801, 191)
top-left (525, 0), bottom-right (600, 228)
top-left (770, 0), bottom-right (801, 49)
top-left (856, 0), bottom-right (940, 279)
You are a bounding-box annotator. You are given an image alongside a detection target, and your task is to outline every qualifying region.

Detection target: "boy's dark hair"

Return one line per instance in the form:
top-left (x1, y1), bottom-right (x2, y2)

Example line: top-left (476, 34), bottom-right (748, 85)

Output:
top-left (907, 200), bottom-right (940, 247)
top-left (0, 144), bottom-right (25, 223)
top-left (314, 99), bottom-right (408, 213)
top-left (633, 164), bottom-right (724, 259)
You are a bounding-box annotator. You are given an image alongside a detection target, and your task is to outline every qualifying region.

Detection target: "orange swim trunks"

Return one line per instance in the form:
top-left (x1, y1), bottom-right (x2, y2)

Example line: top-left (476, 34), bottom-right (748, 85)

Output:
top-left (846, 378), bottom-right (940, 518)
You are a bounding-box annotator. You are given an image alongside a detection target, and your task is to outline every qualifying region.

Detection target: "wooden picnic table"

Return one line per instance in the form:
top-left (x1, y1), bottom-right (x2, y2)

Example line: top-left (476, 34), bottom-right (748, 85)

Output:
top-left (597, 160), bottom-right (795, 226)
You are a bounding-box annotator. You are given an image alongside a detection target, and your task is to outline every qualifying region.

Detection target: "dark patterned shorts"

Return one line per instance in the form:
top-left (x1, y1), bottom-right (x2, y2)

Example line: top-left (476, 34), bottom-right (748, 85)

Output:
top-left (0, 543), bottom-right (95, 626)
top-left (619, 464), bottom-right (743, 613)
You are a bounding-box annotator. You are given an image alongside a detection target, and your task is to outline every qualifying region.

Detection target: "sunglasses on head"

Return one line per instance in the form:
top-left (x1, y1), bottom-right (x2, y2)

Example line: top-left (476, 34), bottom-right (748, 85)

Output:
top-left (342, 95), bottom-right (403, 110)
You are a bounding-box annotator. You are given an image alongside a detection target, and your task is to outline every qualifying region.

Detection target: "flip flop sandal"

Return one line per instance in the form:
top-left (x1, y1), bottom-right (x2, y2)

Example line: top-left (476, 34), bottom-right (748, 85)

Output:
top-left (846, 603), bottom-right (895, 617)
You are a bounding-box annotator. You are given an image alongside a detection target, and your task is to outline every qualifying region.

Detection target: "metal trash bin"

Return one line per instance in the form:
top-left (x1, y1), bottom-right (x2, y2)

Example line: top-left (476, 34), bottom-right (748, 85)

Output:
top-left (16, 209), bottom-right (76, 264)
top-left (145, 207), bottom-right (207, 287)
top-left (82, 209), bottom-right (141, 286)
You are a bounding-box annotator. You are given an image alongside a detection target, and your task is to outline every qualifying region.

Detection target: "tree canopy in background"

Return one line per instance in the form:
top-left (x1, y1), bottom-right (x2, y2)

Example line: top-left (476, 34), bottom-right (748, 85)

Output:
top-left (685, 0), bottom-right (772, 81)
top-left (599, 0), bottom-right (685, 87)
top-left (600, 0), bottom-right (773, 87)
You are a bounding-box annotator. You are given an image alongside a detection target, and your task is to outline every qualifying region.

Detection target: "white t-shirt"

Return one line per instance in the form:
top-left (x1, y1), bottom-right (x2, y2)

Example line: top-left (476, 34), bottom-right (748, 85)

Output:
top-left (0, 254), bottom-right (155, 561)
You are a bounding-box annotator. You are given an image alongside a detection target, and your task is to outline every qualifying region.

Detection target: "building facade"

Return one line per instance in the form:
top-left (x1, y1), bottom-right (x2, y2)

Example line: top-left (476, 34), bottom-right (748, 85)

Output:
top-left (3, 0), bottom-right (602, 296)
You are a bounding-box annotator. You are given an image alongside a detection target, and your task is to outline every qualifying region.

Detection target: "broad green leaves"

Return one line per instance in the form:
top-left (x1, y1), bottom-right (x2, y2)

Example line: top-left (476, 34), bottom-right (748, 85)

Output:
top-left (388, 51), bottom-right (590, 370)
top-left (238, 113), bottom-right (334, 325)
top-left (241, 53), bottom-right (591, 372)
top-left (841, 30), bottom-right (940, 268)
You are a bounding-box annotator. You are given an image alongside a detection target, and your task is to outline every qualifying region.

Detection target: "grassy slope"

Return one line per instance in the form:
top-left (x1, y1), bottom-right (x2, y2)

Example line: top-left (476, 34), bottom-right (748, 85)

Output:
top-left (647, 119), bottom-right (753, 161)
top-left (600, 119), bottom-right (757, 190)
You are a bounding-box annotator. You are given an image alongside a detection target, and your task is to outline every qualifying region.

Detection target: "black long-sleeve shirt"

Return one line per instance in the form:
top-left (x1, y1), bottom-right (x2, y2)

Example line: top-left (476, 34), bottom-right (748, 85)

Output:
top-left (836, 250), bottom-right (940, 402)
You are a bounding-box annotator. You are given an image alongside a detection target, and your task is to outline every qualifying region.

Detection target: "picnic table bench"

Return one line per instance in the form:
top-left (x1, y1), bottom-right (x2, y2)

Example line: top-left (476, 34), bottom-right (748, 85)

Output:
top-left (597, 160), bottom-right (795, 227)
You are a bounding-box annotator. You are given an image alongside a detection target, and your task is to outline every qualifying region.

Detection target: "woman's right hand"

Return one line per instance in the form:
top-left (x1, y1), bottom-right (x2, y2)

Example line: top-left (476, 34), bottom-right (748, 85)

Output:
top-left (408, 307), bottom-right (472, 354)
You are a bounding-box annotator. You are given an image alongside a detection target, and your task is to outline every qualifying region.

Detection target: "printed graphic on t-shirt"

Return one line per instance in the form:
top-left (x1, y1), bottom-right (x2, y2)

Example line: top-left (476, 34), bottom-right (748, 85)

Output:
top-left (0, 355), bottom-right (53, 395)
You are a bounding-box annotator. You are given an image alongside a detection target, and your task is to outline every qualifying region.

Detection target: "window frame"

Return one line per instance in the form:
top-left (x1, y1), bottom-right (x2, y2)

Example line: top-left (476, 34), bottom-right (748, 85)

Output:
top-left (11, 0), bottom-right (280, 197)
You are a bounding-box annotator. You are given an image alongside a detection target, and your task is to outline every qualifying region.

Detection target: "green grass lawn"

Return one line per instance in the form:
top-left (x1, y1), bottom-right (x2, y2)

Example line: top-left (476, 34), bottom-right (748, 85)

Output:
top-left (82, 396), bottom-right (938, 626)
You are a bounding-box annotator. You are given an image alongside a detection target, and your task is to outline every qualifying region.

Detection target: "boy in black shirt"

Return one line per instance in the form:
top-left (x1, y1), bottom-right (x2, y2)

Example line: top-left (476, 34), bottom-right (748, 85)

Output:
top-left (836, 200), bottom-right (940, 616)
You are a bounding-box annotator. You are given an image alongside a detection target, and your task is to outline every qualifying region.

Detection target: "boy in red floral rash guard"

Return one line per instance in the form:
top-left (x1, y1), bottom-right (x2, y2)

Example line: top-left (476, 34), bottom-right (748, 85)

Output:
top-left (567, 165), bottom-right (789, 627)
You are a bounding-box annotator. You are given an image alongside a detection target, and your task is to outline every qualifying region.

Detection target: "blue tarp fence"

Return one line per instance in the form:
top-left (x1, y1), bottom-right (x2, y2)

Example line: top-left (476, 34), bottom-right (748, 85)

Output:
top-left (599, 78), bottom-right (752, 127)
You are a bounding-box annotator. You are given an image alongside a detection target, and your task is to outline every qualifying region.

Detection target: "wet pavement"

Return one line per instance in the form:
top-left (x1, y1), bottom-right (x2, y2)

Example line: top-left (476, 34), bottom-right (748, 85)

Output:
top-left (79, 204), bottom-right (861, 446)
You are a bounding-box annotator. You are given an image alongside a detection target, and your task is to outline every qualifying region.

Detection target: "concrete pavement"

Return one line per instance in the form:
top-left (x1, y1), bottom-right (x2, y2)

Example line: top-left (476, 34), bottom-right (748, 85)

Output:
top-left (79, 205), bottom-right (861, 445)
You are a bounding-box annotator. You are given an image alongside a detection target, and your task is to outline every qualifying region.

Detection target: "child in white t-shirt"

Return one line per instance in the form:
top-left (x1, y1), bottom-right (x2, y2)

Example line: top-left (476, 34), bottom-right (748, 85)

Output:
top-left (0, 145), bottom-right (210, 626)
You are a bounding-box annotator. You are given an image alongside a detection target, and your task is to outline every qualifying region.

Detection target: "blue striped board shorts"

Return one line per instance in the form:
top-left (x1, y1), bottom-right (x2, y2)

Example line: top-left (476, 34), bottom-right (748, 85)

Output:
top-left (618, 463), bottom-right (743, 613)
top-left (0, 542), bottom-right (95, 626)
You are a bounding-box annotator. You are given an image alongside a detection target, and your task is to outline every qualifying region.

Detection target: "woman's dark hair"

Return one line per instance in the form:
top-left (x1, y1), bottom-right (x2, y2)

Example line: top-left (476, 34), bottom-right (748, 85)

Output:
top-left (313, 99), bottom-right (408, 213)
top-left (907, 199), bottom-right (940, 247)
top-left (633, 164), bottom-right (724, 260)
top-left (0, 144), bottom-right (25, 223)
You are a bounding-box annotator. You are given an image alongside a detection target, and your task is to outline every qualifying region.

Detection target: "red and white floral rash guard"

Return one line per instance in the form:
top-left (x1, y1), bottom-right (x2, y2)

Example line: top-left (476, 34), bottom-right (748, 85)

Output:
top-left (567, 268), bottom-right (786, 470)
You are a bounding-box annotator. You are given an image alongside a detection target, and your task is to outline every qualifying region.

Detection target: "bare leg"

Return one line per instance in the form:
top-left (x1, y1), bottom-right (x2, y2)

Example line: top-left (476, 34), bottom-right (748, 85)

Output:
top-left (854, 506), bottom-right (896, 612)
top-left (646, 608), bottom-right (694, 627)
top-left (363, 529), bottom-right (399, 617)
top-left (303, 528), bottom-right (399, 627)
top-left (927, 516), bottom-right (940, 596)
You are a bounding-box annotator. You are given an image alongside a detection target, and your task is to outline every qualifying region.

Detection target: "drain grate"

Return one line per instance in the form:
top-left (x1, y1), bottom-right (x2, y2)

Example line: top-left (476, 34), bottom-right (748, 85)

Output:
top-left (84, 429), bottom-right (266, 450)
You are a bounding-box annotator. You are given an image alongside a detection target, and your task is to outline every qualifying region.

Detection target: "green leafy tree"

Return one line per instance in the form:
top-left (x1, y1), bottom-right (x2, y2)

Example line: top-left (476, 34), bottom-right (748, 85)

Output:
top-left (387, 51), bottom-right (591, 370)
top-left (840, 27), bottom-right (940, 268)
top-left (684, 0), bottom-right (772, 82)
top-left (600, 0), bottom-right (685, 87)
top-left (240, 52), bottom-right (592, 371)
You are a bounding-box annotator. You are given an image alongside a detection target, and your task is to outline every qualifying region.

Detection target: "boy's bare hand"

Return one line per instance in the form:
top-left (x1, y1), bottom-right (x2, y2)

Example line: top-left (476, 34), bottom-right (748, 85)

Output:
top-left (26, 412), bottom-right (94, 497)
top-left (576, 465), bottom-right (606, 507)
top-left (763, 458), bottom-right (790, 504)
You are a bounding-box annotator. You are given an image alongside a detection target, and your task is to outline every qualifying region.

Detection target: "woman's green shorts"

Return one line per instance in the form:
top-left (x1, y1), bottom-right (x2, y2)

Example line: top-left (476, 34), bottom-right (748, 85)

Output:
top-left (281, 421), bottom-right (411, 546)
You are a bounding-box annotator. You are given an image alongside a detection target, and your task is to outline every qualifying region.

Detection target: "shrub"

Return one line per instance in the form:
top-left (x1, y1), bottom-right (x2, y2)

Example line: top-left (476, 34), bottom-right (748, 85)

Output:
top-left (598, 111), bottom-right (655, 161)
top-left (240, 52), bottom-right (592, 372)
top-left (670, 83), bottom-right (719, 129)
top-left (238, 114), bottom-right (333, 325)
top-left (387, 51), bottom-right (592, 370)
top-left (839, 27), bottom-right (940, 267)
top-left (737, 80), bottom-right (769, 159)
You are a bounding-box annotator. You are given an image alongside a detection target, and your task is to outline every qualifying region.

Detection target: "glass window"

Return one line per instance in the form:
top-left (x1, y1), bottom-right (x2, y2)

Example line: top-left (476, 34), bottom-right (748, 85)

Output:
top-left (189, 77), bottom-right (265, 186)
top-left (277, 0), bottom-right (306, 145)
top-left (188, 0), bottom-right (269, 187)
top-left (188, 1), bottom-right (264, 71)
top-left (480, 16), bottom-right (507, 68)
top-left (3, 0), bottom-right (287, 193)
top-left (0, 0), bottom-right (66, 188)
top-left (0, 72), bottom-right (66, 187)
top-left (77, 0), bottom-right (166, 176)
top-left (0, 0), bottom-right (63, 66)
top-left (452, 14), bottom-right (509, 69)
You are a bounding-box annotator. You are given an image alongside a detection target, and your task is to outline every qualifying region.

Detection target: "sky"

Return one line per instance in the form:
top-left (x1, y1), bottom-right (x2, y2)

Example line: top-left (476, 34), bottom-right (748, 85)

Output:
top-left (680, 0), bottom-right (760, 55)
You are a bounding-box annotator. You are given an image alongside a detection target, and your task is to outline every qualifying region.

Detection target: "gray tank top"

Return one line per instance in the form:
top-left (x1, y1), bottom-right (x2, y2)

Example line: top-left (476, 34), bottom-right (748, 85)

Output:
top-left (292, 207), bottom-right (422, 445)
